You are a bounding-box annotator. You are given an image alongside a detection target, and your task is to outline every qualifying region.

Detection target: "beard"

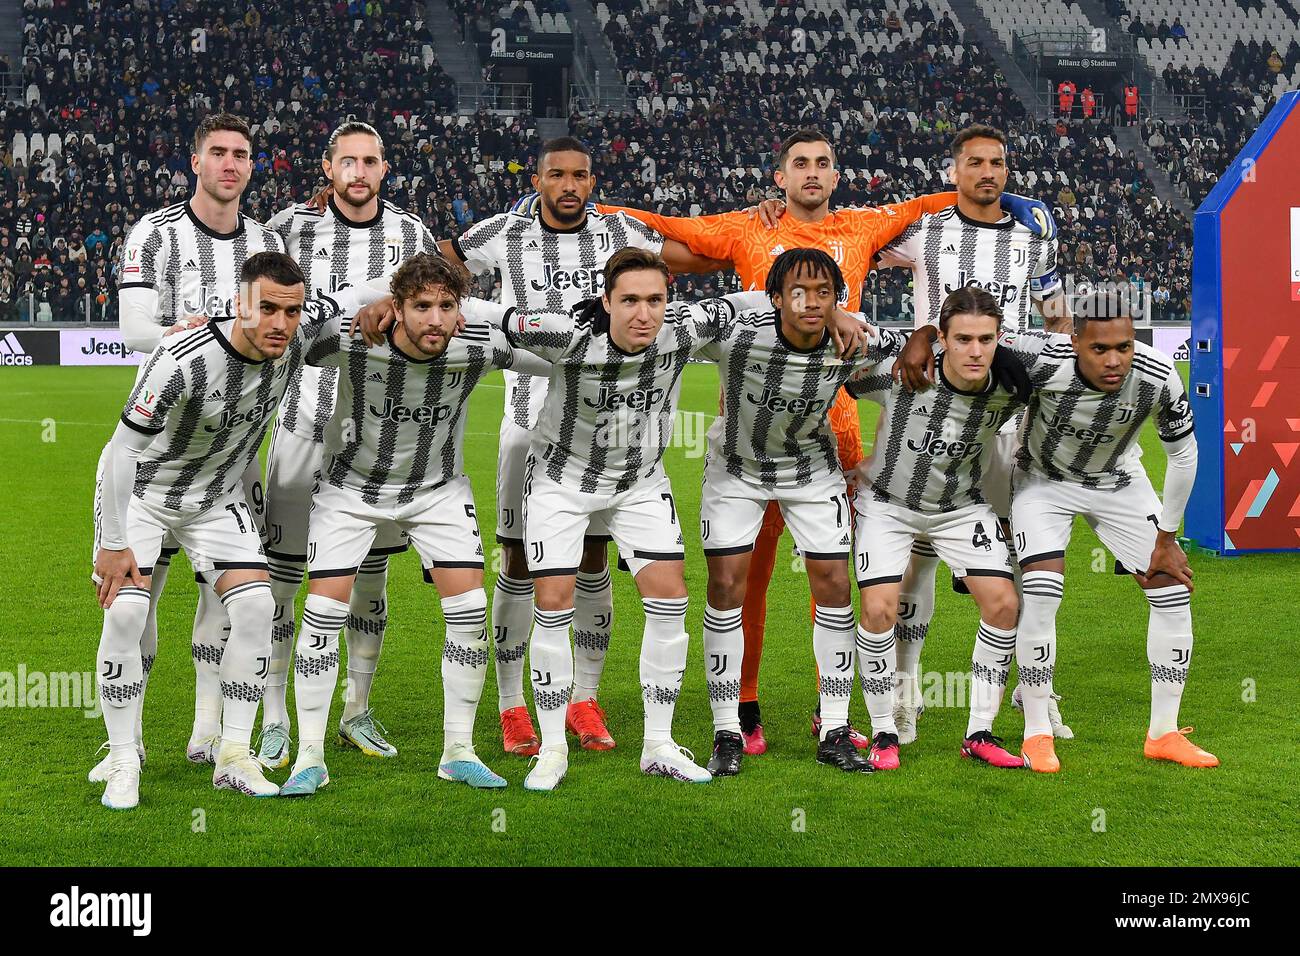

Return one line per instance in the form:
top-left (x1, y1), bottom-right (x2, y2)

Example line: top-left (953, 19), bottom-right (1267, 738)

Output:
top-left (543, 194), bottom-right (586, 226)
top-left (335, 180), bottom-right (378, 208)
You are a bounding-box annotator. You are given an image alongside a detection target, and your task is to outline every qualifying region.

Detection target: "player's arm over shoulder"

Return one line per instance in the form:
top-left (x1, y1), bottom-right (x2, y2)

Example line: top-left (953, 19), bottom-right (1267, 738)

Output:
top-left (597, 203), bottom-right (740, 263)
top-left (445, 211), bottom-right (516, 273)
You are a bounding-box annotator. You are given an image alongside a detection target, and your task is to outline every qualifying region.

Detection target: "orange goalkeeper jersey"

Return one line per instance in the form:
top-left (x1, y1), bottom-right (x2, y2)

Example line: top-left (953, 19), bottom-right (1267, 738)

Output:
top-left (599, 193), bottom-right (956, 312)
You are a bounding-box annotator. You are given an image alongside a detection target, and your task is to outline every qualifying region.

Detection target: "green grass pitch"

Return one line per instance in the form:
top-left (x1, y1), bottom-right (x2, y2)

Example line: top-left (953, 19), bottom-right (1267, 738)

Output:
top-left (1, 363), bottom-right (1296, 867)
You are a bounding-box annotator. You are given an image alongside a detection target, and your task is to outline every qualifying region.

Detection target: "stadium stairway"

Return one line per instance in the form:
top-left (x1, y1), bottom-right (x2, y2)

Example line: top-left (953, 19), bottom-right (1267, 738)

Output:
top-left (1070, 0), bottom-right (1189, 120)
top-left (426, 0), bottom-right (484, 113)
top-left (566, 0), bottom-right (628, 96)
top-left (1, 0), bottom-right (22, 103)
top-left (949, 0), bottom-right (1051, 117)
top-left (1115, 124), bottom-right (1197, 215)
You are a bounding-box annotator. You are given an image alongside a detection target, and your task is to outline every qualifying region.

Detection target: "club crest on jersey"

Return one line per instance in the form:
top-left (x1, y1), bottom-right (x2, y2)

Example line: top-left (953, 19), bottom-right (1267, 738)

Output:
top-left (529, 263), bottom-right (603, 295)
top-left (943, 271), bottom-right (1021, 308)
top-left (205, 396), bottom-right (278, 432)
top-left (369, 396), bottom-right (453, 425)
top-left (1115, 405), bottom-right (1139, 424)
top-left (826, 240), bottom-right (845, 264)
top-left (1013, 247), bottom-right (1028, 267)
top-left (745, 385), bottom-right (827, 415)
top-left (385, 240), bottom-right (402, 266)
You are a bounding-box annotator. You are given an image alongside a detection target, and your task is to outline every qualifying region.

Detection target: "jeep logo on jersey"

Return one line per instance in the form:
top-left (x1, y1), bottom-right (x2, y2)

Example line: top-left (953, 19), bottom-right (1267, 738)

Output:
top-left (745, 385), bottom-right (828, 415)
top-left (583, 383), bottom-right (665, 411)
top-left (943, 271), bottom-right (1021, 308)
top-left (205, 397), bottom-right (279, 432)
top-left (529, 264), bottom-right (604, 295)
top-left (182, 288), bottom-right (237, 318)
top-left (369, 396), bottom-right (453, 425)
top-left (1044, 411), bottom-right (1114, 444)
top-left (905, 430), bottom-right (984, 459)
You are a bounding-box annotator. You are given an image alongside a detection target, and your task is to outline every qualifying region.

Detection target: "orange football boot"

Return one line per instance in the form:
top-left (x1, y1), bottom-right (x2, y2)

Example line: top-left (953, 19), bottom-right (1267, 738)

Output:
top-left (1021, 734), bottom-right (1061, 773)
top-left (566, 698), bottom-right (616, 750)
top-left (500, 706), bottom-right (540, 756)
top-left (1144, 727), bottom-right (1219, 767)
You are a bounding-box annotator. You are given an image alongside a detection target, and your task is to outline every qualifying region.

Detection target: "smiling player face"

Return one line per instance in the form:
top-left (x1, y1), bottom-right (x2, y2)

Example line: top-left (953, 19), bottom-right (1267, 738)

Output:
top-left (775, 141), bottom-right (840, 214)
top-left (325, 132), bottom-right (389, 209)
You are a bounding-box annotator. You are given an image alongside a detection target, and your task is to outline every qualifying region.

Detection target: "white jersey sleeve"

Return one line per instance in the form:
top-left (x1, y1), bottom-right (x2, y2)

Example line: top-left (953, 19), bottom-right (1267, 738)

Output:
top-left (120, 345), bottom-right (185, 436)
top-left (117, 215), bottom-right (176, 352)
top-left (505, 305), bottom-right (580, 364)
top-left (875, 218), bottom-right (923, 270)
top-left (996, 328), bottom-right (1075, 384)
top-left (450, 212), bottom-right (514, 275)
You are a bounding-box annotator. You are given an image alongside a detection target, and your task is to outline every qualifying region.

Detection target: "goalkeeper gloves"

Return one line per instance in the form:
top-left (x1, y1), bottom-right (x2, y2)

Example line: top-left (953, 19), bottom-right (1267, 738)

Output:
top-left (999, 192), bottom-right (1058, 241)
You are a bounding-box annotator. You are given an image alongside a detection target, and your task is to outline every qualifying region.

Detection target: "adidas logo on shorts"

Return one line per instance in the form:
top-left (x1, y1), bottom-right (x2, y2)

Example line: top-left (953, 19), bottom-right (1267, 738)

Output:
top-left (838, 533), bottom-right (850, 546)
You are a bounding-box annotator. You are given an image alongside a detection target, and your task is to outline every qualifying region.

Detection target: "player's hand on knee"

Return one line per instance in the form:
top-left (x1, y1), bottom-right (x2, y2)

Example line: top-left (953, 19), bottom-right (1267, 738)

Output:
top-left (93, 547), bottom-right (145, 609)
top-left (350, 296), bottom-right (397, 345)
top-left (1143, 534), bottom-right (1194, 592)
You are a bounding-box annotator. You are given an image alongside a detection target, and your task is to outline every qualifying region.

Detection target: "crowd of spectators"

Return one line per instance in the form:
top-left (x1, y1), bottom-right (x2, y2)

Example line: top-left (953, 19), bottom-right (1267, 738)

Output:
top-left (2, 0), bottom-right (1219, 323)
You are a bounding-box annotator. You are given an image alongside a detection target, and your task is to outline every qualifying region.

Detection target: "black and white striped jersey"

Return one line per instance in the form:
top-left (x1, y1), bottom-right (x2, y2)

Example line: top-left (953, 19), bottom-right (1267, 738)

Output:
top-left (877, 206), bottom-right (1062, 331)
top-left (117, 200), bottom-right (285, 328)
top-left (308, 299), bottom-right (547, 505)
top-left (997, 329), bottom-right (1195, 490)
top-left (847, 332), bottom-right (1029, 513)
top-left (699, 309), bottom-right (890, 489)
top-left (452, 209), bottom-right (664, 430)
top-left (507, 291), bottom-right (766, 495)
top-left (119, 296), bottom-right (347, 515)
top-left (267, 197), bottom-right (437, 443)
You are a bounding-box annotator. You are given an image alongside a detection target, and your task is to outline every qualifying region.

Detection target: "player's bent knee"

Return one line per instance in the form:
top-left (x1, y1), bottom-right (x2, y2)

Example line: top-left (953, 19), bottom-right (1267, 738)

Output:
top-left (861, 594), bottom-right (897, 633)
top-left (633, 560), bottom-right (687, 600)
top-left (534, 576), bottom-right (577, 612)
top-left (221, 580), bottom-right (274, 631)
top-left (501, 543), bottom-right (530, 579)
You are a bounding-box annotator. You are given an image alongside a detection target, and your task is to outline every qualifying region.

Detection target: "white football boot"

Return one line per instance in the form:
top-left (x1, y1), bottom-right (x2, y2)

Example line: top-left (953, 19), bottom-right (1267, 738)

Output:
top-left (101, 751), bottom-right (141, 810)
top-left (640, 741), bottom-right (712, 783)
top-left (523, 747), bottom-right (568, 792)
top-left (89, 741), bottom-right (145, 783)
top-left (892, 673), bottom-right (923, 745)
top-left (213, 743), bottom-right (281, 797)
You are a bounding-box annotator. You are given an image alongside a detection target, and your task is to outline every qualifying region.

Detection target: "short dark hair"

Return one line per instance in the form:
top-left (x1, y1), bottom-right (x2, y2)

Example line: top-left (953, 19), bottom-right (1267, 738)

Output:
top-left (777, 129), bottom-right (835, 169)
top-left (1072, 288), bottom-right (1135, 335)
top-left (938, 287), bottom-right (1002, 334)
top-left (603, 247), bottom-right (669, 295)
top-left (765, 248), bottom-right (846, 301)
top-left (240, 251), bottom-right (304, 288)
top-left (194, 112), bottom-right (252, 153)
top-left (950, 124), bottom-right (1007, 159)
top-left (389, 252), bottom-right (468, 304)
top-left (324, 121), bottom-right (384, 162)
top-left (538, 136), bottom-right (591, 169)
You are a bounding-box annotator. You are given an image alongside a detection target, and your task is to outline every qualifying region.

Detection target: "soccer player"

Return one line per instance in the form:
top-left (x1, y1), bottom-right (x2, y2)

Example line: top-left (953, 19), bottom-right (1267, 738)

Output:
top-left (494, 248), bottom-right (799, 791)
top-left (599, 128), bottom-right (1055, 754)
top-left (413, 137), bottom-right (727, 757)
top-left (696, 249), bottom-right (891, 777)
top-left (258, 122), bottom-right (438, 768)
top-left (90, 113), bottom-right (285, 784)
top-left (278, 253), bottom-right (551, 795)
top-left (877, 124), bottom-right (1074, 744)
top-left (995, 291), bottom-right (1214, 772)
top-left (92, 252), bottom-right (361, 808)
top-left (845, 288), bottom-right (1036, 770)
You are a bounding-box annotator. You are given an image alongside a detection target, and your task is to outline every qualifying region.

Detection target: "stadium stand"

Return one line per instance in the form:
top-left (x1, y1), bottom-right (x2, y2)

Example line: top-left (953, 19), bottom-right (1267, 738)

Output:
top-left (0, 0), bottom-right (1211, 323)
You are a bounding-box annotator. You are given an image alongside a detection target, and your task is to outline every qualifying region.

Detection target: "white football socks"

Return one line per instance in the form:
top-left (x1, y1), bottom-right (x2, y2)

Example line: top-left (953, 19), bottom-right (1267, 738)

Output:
top-left (572, 567), bottom-right (613, 703)
top-left (217, 581), bottom-right (275, 752)
top-left (191, 581), bottom-right (228, 740)
top-left (640, 597), bottom-right (689, 747)
top-left (856, 624), bottom-right (897, 736)
top-left (1017, 571), bottom-right (1063, 738)
top-left (1145, 584), bottom-right (1194, 738)
top-left (492, 572), bottom-right (534, 712)
top-left (968, 620), bottom-right (1017, 737)
top-left (702, 603), bottom-right (744, 734)
top-left (293, 593), bottom-right (348, 753)
top-left (812, 604), bottom-right (856, 740)
top-left (895, 547), bottom-right (939, 686)
top-left (97, 586), bottom-right (151, 755)
top-left (529, 606), bottom-right (574, 753)
top-left (343, 555), bottom-right (388, 720)
top-left (441, 588), bottom-right (489, 747)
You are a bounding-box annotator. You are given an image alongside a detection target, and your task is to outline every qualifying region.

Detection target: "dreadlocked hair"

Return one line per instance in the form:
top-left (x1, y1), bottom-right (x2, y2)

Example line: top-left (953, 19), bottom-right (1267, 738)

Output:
top-left (764, 247), bottom-right (846, 301)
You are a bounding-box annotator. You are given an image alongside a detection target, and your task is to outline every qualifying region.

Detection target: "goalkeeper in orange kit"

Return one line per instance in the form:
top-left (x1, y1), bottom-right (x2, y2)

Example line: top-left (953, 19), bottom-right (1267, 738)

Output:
top-left (587, 128), bottom-right (1056, 755)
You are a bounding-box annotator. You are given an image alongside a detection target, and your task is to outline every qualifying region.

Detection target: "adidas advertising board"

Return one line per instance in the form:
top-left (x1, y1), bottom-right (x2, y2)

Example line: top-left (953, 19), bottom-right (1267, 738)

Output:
top-left (0, 330), bottom-right (59, 366)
